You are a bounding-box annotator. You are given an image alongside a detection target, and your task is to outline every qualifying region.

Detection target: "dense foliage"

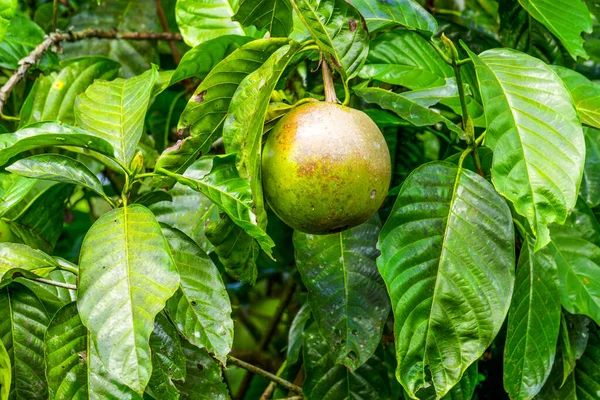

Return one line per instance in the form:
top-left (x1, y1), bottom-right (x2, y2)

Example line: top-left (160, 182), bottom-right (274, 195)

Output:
top-left (0, 0), bottom-right (599, 399)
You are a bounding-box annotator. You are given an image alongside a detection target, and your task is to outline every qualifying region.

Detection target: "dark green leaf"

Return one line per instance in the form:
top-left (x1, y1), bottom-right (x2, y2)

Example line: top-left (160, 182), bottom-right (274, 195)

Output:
top-left (175, 339), bottom-right (229, 400)
top-left (412, 363), bottom-right (479, 400)
top-left (518, 0), bottom-right (592, 59)
top-left (548, 199), bottom-right (600, 325)
top-left (0, 173), bottom-right (36, 218)
top-left (0, 122), bottom-right (114, 168)
top-left (302, 322), bottom-right (390, 400)
top-left (7, 155), bottom-right (106, 199)
top-left (19, 57), bottom-right (121, 127)
top-left (581, 128), bottom-right (600, 208)
top-left (0, 335), bottom-right (9, 400)
top-left (78, 204), bottom-right (180, 394)
top-left (378, 161), bottom-right (515, 398)
top-left (466, 47), bottom-right (585, 250)
top-left (504, 236), bottom-right (561, 400)
top-left (16, 270), bottom-right (76, 316)
top-left (75, 66), bottom-right (159, 168)
top-left (290, 0), bottom-right (369, 79)
top-left (293, 216), bottom-right (390, 370)
top-left (560, 312), bottom-right (592, 384)
top-left (175, 0), bottom-right (244, 47)
top-left (0, 283), bottom-right (49, 400)
top-left (0, 14), bottom-right (57, 70)
top-left (233, 0), bottom-right (293, 36)
top-left (0, 243), bottom-right (57, 287)
top-left (162, 225), bottom-right (233, 364)
top-left (351, 0), bottom-right (437, 35)
top-left (287, 303), bottom-right (311, 366)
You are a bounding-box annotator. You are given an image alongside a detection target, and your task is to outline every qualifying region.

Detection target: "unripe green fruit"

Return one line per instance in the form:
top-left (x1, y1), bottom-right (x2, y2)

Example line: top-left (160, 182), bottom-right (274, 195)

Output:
top-left (0, 219), bottom-right (14, 243)
top-left (262, 101), bottom-right (391, 234)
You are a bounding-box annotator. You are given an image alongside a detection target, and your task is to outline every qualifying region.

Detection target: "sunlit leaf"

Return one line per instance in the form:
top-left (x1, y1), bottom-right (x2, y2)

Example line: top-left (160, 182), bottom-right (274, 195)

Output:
top-left (552, 66), bottom-right (600, 130)
top-left (0, 0), bottom-right (16, 42)
top-left (175, 0), bottom-right (244, 47)
top-left (0, 173), bottom-right (36, 218)
top-left (0, 243), bottom-right (57, 287)
top-left (351, 0), bottom-right (436, 35)
top-left (0, 336), bottom-right (9, 400)
top-left (0, 14), bottom-right (57, 70)
top-left (233, 0), bottom-right (293, 36)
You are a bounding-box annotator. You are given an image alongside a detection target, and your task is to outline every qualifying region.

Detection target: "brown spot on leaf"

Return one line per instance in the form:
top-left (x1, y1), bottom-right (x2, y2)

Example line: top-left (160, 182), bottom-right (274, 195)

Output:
top-left (348, 19), bottom-right (357, 32)
top-left (330, 56), bottom-right (342, 68)
top-left (195, 90), bottom-right (207, 103)
top-left (165, 139), bottom-right (183, 152)
top-left (584, 277), bottom-right (590, 285)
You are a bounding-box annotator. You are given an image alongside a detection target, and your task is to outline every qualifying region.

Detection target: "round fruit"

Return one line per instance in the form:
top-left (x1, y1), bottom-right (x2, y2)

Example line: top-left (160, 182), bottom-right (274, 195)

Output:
top-left (0, 219), bottom-right (14, 243)
top-left (262, 101), bottom-right (391, 234)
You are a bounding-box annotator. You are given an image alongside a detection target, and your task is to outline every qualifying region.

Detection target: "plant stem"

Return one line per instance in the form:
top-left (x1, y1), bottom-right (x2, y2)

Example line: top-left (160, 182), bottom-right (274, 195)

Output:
top-left (321, 55), bottom-right (337, 103)
top-left (29, 277), bottom-right (77, 291)
top-left (154, 0), bottom-right (181, 64)
top-left (452, 64), bottom-right (469, 133)
top-left (227, 355), bottom-right (303, 396)
top-left (55, 257), bottom-right (79, 276)
top-left (52, 0), bottom-right (58, 31)
top-left (0, 29), bottom-right (182, 115)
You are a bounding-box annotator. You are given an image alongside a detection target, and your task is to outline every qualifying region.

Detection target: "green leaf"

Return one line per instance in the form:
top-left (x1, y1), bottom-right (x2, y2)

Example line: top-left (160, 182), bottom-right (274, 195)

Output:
top-left (548, 199), bottom-right (600, 326)
top-left (354, 86), bottom-right (465, 139)
top-left (205, 214), bottom-right (259, 284)
top-left (174, 339), bottom-right (229, 400)
top-left (0, 335), bottom-right (9, 400)
top-left (0, 283), bottom-right (49, 400)
top-left (580, 128), bottom-right (600, 208)
top-left (0, 173), bottom-right (36, 218)
top-left (466, 47), bottom-right (585, 250)
top-left (290, 0), bottom-right (369, 80)
top-left (162, 225), bottom-right (233, 364)
top-left (146, 313), bottom-right (186, 400)
top-left (293, 216), bottom-right (390, 370)
top-left (75, 66), bottom-right (159, 168)
top-left (7, 155), bottom-right (107, 199)
top-left (351, 0), bottom-right (437, 35)
top-left (560, 313), bottom-right (592, 384)
top-left (19, 57), bottom-right (121, 127)
top-left (0, 0), bottom-right (16, 43)
top-left (223, 41), bottom-right (300, 226)
top-left (287, 303), bottom-right (312, 366)
top-left (161, 155), bottom-right (275, 256)
top-left (175, 0), bottom-right (244, 47)
top-left (378, 161), bottom-right (515, 398)
top-left (517, 0), bottom-right (592, 60)
top-left (77, 204), bottom-right (180, 394)
top-left (233, 0), bottom-right (293, 36)
top-left (411, 363), bottom-right (479, 400)
top-left (503, 235), bottom-right (561, 400)
top-left (359, 30), bottom-right (452, 90)
top-left (63, 0), bottom-right (158, 78)
top-left (17, 270), bottom-right (76, 316)
top-left (171, 35), bottom-right (253, 84)
top-left (0, 243), bottom-right (58, 287)
top-left (45, 302), bottom-right (142, 400)
top-left (0, 14), bottom-right (57, 71)
top-left (302, 322), bottom-right (390, 400)
top-left (0, 122), bottom-right (114, 168)
top-left (552, 66), bottom-right (600, 130)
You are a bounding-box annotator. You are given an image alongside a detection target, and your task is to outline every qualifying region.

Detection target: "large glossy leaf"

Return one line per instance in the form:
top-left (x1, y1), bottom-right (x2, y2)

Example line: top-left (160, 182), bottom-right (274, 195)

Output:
top-left (580, 128), bottom-right (600, 208)
top-left (0, 336), bottom-right (9, 400)
top-left (378, 161), bottom-right (515, 398)
top-left (290, 0), bottom-right (369, 80)
top-left (467, 47), bottom-right (585, 250)
top-left (547, 199), bottom-right (600, 325)
top-left (161, 155), bottom-right (275, 256)
top-left (287, 303), bottom-right (312, 366)
top-left (0, 14), bottom-right (57, 71)
top-left (0, 173), bottom-right (36, 218)
top-left (63, 0), bottom-right (158, 77)
top-left (559, 313), bottom-right (592, 383)
top-left (175, 0), bottom-right (244, 47)
top-left (302, 322), bottom-right (389, 400)
top-left (233, 0), bottom-right (293, 36)
top-left (504, 236), bottom-right (561, 400)
top-left (0, 0), bottom-right (16, 43)
top-left (224, 42), bottom-right (300, 226)
top-left (351, 0), bottom-right (436, 35)
top-left (7, 155), bottom-right (106, 199)
top-left (170, 35), bottom-right (253, 84)
top-left (552, 66), bottom-right (600, 130)
top-left (0, 122), bottom-right (114, 167)
top-left (45, 302), bottom-right (141, 400)
top-left (19, 57), bottom-right (121, 127)
top-left (75, 67), bottom-right (158, 168)
top-left (174, 339), bottom-right (229, 400)
top-left (146, 313), bottom-right (185, 400)
top-left (0, 283), bottom-right (49, 400)
top-left (354, 86), bottom-right (465, 139)
top-left (293, 216), bottom-right (389, 370)
top-left (17, 270), bottom-right (76, 316)
top-left (77, 204), bottom-right (179, 394)
top-left (411, 363), bottom-right (479, 400)
top-left (517, 0), bottom-right (592, 60)
top-left (359, 30), bottom-right (452, 90)
top-left (162, 226), bottom-right (233, 364)
top-left (0, 243), bottom-right (57, 287)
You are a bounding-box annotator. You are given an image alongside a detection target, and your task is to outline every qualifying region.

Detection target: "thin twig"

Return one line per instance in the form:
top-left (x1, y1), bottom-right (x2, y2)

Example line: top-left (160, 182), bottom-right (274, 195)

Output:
top-left (227, 355), bottom-right (303, 396)
top-left (0, 29), bottom-right (182, 116)
top-left (52, 0), bottom-right (59, 31)
top-left (29, 277), bottom-right (77, 291)
top-left (154, 0), bottom-right (181, 64)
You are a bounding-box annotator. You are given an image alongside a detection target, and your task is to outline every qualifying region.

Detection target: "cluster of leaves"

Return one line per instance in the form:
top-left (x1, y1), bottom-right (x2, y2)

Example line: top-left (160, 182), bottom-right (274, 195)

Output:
top-left (0, 0), bottom-right (599, 400)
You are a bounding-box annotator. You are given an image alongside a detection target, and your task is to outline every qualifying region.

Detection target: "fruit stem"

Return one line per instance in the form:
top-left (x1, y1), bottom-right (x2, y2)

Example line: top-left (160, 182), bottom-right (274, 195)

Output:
top-left (321, 55), bottom-right (338, 103)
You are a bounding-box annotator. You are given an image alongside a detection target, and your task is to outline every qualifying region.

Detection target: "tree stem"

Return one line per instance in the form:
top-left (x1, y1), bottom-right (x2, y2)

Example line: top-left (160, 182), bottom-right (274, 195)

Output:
top-left (227, 355), bottom-right (303, 396)
top-left (29, 277), bottom-right (77, 291)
